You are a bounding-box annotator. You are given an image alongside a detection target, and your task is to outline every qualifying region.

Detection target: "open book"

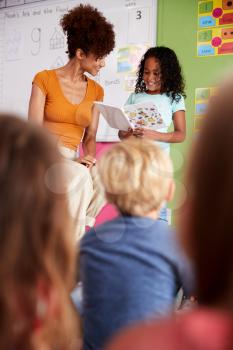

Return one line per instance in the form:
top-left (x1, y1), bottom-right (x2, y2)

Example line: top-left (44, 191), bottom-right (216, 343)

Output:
top-left (94, 101), bottom-right (165, 131)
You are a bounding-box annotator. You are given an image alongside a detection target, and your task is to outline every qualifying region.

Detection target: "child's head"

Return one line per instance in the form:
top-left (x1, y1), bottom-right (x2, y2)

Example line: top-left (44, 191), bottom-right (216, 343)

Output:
top-left (98, 138), bottom-right (174, 217)
top-left (135, 46), bottom-right (185, 102)
top-left (0, 115), bottom-right (76, 348)
top-left (180, 73), bottom-right (233, 308)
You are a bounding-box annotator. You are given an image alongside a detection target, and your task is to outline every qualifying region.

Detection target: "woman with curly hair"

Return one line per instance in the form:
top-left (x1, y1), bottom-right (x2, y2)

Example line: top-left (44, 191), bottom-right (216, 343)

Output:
top-left (28, 4), bottom-right (115, 239)
top-left (119, 46), bottom-right (186, 151)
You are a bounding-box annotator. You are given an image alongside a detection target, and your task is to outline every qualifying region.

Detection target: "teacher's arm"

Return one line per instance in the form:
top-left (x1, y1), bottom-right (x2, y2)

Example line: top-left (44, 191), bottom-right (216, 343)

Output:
top-left (28, 84), bottom-right (45, 125)
top-left (79, 104), bottom-right (100, 168)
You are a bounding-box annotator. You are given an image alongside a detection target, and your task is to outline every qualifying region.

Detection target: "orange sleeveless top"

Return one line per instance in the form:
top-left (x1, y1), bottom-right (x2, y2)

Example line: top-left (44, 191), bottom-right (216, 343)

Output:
top-left (33, 70), bottom-right (104, 150)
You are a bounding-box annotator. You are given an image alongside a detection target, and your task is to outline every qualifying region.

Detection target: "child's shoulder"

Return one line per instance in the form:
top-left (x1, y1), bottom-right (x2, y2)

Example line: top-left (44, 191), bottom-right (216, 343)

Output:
top-left (80, 216), bottom-right (125, 246)
top-left (167, 92), bottom-right (185, 103)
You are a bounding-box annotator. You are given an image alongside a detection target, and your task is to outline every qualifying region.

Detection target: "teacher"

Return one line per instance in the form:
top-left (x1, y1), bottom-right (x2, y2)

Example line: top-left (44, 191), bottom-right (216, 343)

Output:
top-left (28, 4), bottom-right (115, 239)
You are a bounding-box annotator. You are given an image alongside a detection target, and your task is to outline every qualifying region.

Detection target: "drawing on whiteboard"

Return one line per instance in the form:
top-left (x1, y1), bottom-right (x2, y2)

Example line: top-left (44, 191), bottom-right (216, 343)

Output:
top-left (31, 27), bottom-right (41, 56)
top-left (1, 0), bottom-right (47, 9)
top-left (0, 0), bottom-right (156, 141)
top-left (125, 1), bottom-right (136, 8)
top-left (117, 44), bottom-right (148, 73)
top-left (50, 56), bottom-right (64, 68)
top-left (49, 28), bottom-right (64, 50)
top-left (124, 74), bottom-right (137, 91)
top-left (5, 28), bottom-right (23, 61)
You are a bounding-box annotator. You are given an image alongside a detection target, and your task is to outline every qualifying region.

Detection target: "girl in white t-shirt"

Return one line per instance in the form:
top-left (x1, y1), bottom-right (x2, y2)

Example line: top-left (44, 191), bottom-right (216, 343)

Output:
top-left (119, 46), bottom-right (186, 154)
top-left (119, 46), bottom-right (186, 221)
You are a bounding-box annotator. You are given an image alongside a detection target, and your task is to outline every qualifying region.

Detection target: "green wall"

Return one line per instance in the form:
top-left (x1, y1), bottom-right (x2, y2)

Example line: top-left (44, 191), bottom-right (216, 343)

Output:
top-left (156, 0), bottom-right (233, 220)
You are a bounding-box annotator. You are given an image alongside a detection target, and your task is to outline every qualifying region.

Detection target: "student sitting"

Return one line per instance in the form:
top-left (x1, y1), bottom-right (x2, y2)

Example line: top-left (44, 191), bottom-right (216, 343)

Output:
top-left (0, 115), bottom-right (81, 350)
top-left (80, 137), bottom-right (193, 350)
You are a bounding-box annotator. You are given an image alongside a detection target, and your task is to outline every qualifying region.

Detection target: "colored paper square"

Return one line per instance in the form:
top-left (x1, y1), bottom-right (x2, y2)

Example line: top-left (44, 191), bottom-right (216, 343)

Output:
top-left (221, 27), bottom-right (233, 38)
top-left (199, 15), bottom-right (216, 27)
top-left (222, 0), bottom-right (233, 10)
top-left (218, 41), bottom-right (233, 53)
top-left (198, 29), bottom-right (213, 41)
top-left (219, 12), bottom-right (233, 25)
top-left (196, 88), bottom-right (210, 100)
top-left (199, 1), bottom-right (213, 13)
top-left (196, 103), bottom-right (208, 114)
top-left (198, 44), bottom-right (215, 55)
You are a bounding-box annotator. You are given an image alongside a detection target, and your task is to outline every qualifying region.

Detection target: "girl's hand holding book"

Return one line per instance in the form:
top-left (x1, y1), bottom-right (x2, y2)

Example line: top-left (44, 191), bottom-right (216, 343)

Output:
top-left (118, 128), bottom-right (133, 139)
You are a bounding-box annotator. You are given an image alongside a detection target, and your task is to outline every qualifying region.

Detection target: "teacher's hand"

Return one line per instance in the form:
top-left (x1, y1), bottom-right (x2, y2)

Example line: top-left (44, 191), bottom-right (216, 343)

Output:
top-left (77, 155), bottom-right (96, 169)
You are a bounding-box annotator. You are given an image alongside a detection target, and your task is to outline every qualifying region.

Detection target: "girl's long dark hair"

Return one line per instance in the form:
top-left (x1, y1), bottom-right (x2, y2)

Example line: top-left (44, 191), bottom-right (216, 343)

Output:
top-left (135, 46), bottom-right (186, 102)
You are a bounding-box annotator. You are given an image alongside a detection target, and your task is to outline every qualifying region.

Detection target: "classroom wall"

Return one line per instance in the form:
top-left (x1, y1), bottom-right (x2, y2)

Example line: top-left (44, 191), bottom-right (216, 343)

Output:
top-left (157, 0), bottom-right (233, 221)
top-left (96, 0), bottom-right (233, 226)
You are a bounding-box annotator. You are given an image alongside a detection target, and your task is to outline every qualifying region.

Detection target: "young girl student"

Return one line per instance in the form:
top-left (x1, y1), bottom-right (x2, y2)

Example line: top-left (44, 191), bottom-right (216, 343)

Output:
top-left (119, 46), bottom-right (186, 156)
top-left (119, 46), bottom-right (186, 222)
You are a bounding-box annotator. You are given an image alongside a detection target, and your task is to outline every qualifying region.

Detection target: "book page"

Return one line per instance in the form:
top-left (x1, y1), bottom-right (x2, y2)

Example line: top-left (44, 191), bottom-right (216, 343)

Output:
top-left (123, 102), bottom-right (165, 130)
top-left (94, 102), bottom-right (133, 131)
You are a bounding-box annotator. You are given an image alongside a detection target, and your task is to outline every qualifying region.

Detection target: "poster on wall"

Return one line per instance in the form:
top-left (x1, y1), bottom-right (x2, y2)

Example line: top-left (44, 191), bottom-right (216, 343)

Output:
top-left (198, 0), bottom-right (233, 28)
top-left (197, 26), bottom-right (233, 56)
top-left (193, 87), bottom-right (216, 133)
top-left (197, 0), bottom-right (233, 56)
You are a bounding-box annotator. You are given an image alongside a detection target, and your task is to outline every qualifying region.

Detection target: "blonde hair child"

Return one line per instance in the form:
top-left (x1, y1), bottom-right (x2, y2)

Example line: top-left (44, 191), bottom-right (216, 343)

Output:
top-left (79, 137), bottom-right (193, 350)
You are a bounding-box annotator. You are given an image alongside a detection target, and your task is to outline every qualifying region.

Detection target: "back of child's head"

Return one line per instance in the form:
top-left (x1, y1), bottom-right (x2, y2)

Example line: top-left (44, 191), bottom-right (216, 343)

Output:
top-left (98, 137), bottom-right (173, 216)
top-left (135, 46), bottom-right (185, 101)
top-left (181, 73), bottom-right (233, 308)
top-left (0, 115), bottom-right (76, 348)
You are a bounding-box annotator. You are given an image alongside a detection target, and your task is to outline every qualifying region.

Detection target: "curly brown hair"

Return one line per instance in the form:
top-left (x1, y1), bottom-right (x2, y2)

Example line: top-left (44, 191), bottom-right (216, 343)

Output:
top-left (60, 4), bottom-right (115, 59)
top-left (135, 46), bottom-right (186, 103)
top-left (0, 115), bottom-right (77, 349)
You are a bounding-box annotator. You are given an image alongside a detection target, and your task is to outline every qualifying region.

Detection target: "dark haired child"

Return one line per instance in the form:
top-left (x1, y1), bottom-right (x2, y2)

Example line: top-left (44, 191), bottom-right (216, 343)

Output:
top-left (119, 46), bottom-right (186, 221)
top-left (120, 46), bottom-right (186, 153)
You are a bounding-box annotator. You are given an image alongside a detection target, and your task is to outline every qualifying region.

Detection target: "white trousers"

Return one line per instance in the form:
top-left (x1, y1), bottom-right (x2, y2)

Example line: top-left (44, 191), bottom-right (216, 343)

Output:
top-left (60, 147), bottom-right (106, 241)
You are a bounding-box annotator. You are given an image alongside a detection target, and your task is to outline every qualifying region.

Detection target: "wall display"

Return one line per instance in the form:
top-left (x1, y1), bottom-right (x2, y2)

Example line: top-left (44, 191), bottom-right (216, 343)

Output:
top-left (194, 87), bottom-right (216, 132)
top-left (198, 0), bottom-right (233, 28)
top-left (0, 0), bottom-right (157, 141)
top-left (197, 25), bottom-right (233, 55)
top-left (197, 1), bottom-right (233, 56)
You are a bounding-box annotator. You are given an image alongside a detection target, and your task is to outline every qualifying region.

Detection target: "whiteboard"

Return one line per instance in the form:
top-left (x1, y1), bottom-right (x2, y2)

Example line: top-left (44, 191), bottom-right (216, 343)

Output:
top-left (0, 0), bottom-right (157, 141)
